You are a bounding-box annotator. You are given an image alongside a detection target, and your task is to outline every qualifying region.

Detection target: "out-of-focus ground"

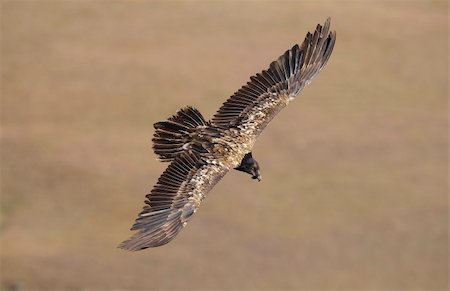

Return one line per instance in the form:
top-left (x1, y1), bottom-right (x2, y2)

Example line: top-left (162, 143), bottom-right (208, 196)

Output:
top-left (1, 1), bottom-right (448, 290)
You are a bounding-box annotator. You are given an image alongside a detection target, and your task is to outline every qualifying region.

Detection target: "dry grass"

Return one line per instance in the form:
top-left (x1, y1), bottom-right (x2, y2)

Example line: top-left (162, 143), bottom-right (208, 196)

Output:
top-left (1, 0), bottom-right (448, 290)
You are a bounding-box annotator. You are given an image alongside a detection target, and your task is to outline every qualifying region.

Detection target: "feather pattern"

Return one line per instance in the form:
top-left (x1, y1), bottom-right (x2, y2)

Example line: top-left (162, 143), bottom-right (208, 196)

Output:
top-left (212, 17), bottom-right (336, 132)
top-left (119, 152), bottom-right (228, 250)
top-left (120, 19), bottom-right (336, 250)
top-left (152, 106), bottom-right (209, 161)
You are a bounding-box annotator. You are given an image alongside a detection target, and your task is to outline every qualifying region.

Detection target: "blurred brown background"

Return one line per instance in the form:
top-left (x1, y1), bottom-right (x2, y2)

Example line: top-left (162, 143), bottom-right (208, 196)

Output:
top-left (1, 0), bottom-right (448, 290)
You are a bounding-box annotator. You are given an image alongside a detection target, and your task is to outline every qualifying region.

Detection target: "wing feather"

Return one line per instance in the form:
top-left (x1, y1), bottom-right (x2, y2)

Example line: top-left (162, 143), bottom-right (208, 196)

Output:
top-left (211, 18), bottom-right (336, 130)
top-left (119, 153), bottom-right (228, 251)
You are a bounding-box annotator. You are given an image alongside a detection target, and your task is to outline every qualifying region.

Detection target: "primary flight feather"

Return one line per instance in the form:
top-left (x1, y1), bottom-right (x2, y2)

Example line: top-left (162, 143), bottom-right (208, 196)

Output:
top-left (119, 18), bottom-right (336, 251)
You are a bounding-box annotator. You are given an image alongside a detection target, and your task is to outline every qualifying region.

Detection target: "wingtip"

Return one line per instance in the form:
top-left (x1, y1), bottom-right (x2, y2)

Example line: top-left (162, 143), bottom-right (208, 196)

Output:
top-left (118, 235), bottom-right (153, 251)
top-left (117, 240), bottom-right (138, 252)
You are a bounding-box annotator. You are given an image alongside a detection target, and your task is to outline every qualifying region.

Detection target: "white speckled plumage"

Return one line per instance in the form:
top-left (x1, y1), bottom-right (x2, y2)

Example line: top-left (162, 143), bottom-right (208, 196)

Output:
top-left (119, 18), bottom-right (336, 251)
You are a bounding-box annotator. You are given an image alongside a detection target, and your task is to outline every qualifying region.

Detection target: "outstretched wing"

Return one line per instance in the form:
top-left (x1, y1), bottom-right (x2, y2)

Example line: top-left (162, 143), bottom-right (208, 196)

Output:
top-left (119, 153), bottom-right (228, 250)
top-left (212, 18), bottom-right (336, 136)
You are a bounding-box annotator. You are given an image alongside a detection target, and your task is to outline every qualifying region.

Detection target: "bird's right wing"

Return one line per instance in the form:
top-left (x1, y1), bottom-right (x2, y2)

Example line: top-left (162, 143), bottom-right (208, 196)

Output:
top-left (212, 18), bottom-right (336, 137)
top-left (119, 152), bottom-right (229, 251)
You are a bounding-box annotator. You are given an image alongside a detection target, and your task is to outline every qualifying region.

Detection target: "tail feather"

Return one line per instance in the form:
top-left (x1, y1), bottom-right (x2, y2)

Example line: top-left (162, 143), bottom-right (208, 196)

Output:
top-left (152, 106), bottom-right (208, 161)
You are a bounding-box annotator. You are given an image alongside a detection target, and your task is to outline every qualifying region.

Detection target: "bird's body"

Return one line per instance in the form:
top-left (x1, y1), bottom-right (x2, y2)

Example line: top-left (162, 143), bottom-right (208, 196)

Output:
top-left (119, 19), bottom-right (336, 251)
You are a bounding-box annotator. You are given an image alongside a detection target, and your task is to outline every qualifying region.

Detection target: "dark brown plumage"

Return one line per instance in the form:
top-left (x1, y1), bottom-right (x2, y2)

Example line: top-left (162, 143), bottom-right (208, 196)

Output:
top-left (119, 18), bottom-right (336, 251)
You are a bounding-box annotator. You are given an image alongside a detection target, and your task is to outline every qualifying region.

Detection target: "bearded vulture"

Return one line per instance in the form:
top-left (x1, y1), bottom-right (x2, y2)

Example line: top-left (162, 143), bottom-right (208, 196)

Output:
top-left (119, 18), bottom-right (336, 250)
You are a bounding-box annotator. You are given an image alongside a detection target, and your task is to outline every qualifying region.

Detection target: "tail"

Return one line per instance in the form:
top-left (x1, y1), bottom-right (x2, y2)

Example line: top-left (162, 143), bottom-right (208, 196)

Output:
top-left (152, 106), bottom-right (208, 161)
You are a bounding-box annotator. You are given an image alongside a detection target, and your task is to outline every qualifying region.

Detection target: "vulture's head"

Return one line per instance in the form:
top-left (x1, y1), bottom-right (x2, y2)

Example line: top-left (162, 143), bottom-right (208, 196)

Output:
top-left (235, 152), bottom-right (261, 181)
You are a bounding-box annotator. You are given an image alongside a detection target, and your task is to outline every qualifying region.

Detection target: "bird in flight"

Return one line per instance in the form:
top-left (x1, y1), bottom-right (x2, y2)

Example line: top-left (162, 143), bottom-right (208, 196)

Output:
top-left (119, 18), bottom-right (336, 251)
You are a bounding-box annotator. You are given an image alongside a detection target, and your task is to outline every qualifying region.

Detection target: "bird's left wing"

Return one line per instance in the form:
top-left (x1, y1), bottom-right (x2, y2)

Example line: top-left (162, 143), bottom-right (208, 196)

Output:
top-left (119, 152), bottom-right (229, 250)
top-left (212, 18), bottom-right (336, 137)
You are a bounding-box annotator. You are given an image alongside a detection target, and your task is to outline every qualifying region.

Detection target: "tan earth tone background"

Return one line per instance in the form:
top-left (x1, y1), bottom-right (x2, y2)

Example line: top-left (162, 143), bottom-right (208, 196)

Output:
top-left (1, 0), bottom-right (448, 290)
